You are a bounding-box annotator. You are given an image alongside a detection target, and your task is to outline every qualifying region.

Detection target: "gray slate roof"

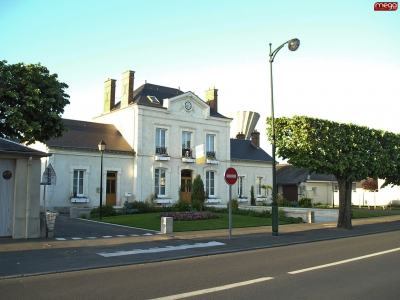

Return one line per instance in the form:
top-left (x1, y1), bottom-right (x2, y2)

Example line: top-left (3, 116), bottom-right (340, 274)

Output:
top-left (230, 139), bottom-right (272, 163)
top-left (46, 119), bottom-right (135, 155)
top-left (113, 83), bottom-right (228, 118)
top-left (0, 138), bottom-right (50, 157)
top-left (276, 164), bottom-right (336, 185)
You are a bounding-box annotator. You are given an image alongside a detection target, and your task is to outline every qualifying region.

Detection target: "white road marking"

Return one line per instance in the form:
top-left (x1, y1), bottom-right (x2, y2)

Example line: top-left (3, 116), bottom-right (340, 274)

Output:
top-left (149, 277), bottom-right (274, 300)
top-left (289, 246), bottom-right (400, 274)
top-left (54, 233), bottom-right (156, 240)
top-left (97, 241), bottom-right (226, 257)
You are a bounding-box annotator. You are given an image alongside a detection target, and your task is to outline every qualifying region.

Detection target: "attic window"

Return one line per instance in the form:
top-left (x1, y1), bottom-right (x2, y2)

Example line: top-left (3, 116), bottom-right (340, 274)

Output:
top-left (147, 95), bottom-right (160, 104)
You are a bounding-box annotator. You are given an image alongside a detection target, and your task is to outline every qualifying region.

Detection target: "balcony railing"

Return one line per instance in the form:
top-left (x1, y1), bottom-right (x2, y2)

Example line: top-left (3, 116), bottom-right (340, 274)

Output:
top-left (182, 148), bottom-right (193, 158)
top-left (206, 151), bottom-right (216, 160)
top-left (156, 147), bottom-right (168, 155)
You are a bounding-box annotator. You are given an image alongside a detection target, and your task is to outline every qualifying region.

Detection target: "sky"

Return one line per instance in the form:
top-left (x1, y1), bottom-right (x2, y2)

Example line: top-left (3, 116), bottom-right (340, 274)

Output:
top-left (1, 0), bottom-right (399, 157)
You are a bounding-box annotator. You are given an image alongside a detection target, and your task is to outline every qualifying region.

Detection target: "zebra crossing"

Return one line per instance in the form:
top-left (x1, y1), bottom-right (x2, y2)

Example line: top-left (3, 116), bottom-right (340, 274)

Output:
top-left (54, 232), bottom-right (162, 241)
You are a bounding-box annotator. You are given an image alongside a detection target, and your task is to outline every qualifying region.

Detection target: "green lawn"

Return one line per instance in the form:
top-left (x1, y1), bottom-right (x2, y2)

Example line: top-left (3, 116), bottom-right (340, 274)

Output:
top-left (352, 210), bottom-right (400, 219)
top-left (91, 210), bottom-right (400, 232)
top-left (95, 213), bottom-right (293, 232)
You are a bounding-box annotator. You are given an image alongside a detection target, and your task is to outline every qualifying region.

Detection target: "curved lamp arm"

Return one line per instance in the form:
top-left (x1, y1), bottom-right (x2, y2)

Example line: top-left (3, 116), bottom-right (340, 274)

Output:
top-left (269, 38), bottom-right (300, 63)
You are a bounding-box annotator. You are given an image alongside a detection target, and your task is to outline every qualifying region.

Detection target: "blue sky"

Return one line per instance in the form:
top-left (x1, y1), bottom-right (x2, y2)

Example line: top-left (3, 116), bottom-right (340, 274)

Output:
top-left (1, 0), bottom-right (399, 153)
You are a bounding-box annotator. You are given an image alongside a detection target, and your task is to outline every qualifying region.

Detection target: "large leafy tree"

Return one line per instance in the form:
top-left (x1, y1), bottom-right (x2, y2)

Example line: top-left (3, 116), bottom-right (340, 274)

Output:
top-left (0, 60), bottom-right (70, 145)
top-left (267, 116), bottom-right (400, 229)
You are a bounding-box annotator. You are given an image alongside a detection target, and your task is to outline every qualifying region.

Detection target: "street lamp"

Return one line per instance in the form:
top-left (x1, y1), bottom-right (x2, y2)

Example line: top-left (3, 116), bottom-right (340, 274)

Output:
top-left (269, 38), bottom-right (300, 236)
top-left (98, 140), bottom-right (106, 220)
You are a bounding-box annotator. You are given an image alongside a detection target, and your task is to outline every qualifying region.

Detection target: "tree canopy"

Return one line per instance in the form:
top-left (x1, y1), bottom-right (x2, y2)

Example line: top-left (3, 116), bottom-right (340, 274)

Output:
top-left (361, 178), bottom-right (378, 192)
top-left (0, 60), bottom-right (70, 145)
top-left (267, 116), bottom-right (400, 229)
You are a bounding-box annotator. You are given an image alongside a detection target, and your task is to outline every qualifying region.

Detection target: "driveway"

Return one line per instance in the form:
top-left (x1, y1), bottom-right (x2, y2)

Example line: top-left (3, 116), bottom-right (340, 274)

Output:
top-left (52, 214), bottom-right (160, 240)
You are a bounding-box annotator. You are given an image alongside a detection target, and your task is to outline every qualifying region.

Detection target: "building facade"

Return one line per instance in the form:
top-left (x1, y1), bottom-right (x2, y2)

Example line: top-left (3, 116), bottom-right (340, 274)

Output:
top-left (35, 71), bottom-right (273, 211)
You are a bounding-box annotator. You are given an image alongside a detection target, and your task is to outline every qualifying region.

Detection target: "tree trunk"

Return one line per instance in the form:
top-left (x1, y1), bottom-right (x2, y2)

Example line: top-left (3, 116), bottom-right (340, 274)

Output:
top-left (336, 176), bottom-right (353, 229)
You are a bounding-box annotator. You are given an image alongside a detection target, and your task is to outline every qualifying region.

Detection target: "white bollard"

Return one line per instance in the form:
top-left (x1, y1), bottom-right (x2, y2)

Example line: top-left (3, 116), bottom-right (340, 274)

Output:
top-left (307, 211), bottom-right (315, 223)
top-left (161, 217), bottom-right (173, 234)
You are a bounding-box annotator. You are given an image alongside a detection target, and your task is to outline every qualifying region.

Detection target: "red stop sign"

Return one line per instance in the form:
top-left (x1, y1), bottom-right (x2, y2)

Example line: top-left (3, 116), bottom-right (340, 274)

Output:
top-left (224, 167), bottom-right (238, 185)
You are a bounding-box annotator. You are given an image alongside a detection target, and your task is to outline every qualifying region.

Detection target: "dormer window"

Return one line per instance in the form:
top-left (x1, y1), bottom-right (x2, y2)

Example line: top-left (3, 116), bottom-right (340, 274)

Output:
top-left (147, 95), bottom-right (160, 104)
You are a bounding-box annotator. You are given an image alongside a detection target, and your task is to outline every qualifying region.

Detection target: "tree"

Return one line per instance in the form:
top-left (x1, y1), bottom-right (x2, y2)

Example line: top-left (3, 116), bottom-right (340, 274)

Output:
top-left (267, 116), bottom-right (400, 229)
top-left (0, 60), bottom-right (70, 145)
top-left (361, 178), bottom-right (378, 192)
top-left (250, 185), bottom-right (255, 206)
top-left (261, 184), bottom-right (273, 197)
top-left (361, 178), bottom-right (379, 209)
top-left (191, 174), bottom-right (206, 211)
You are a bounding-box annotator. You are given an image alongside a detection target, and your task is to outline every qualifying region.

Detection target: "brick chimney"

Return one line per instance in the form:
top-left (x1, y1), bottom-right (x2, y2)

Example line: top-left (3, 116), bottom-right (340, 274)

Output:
top-left (251, 130), bottom-right (260, 148)
top-left (103, 78), bottom-right (116, 114)
top-left (236, 132), bottom-right (245, 140)
top-left (121, 70), bottom-right (135, 108)
top-left (205, 87), bottom-right (218, 112)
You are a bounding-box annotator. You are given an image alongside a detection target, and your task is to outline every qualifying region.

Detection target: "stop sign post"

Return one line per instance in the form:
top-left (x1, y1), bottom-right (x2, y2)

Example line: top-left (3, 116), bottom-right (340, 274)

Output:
top-left (224, 168), bottom-right (238, 240)
top-left (224, 167), bottom-right (238, 185)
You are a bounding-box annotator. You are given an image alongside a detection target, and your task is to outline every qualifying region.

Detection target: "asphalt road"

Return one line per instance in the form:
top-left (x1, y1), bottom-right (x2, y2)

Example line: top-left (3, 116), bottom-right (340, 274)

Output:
top-left (1, 231), bottom-right (399, 299)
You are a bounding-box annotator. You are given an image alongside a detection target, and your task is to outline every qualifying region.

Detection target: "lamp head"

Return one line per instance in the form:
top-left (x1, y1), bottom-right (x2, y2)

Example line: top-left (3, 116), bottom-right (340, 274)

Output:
top-left (98, 140), bottom-right (106, 152)
top-left (288, 39), bottom-right (300, 51)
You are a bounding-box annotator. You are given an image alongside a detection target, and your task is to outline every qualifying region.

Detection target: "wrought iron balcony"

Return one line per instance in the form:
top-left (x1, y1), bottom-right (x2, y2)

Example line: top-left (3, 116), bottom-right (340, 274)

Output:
top-left (156, 147), bottom-right (168, 155)
top-left (206, 151), bottom-right (216, 160)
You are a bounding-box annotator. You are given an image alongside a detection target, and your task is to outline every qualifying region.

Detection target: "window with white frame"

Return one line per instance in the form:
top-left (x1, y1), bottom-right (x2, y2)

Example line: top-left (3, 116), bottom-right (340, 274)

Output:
top-left (155, 168), bottom-right (166, 196)
top-left (182, 131), bottom-right (192, 157)
top-left (312, 187), bottom-right (317, 195)
top-left (237, 176), bottom-right (244, 197)
top-left (155, 128), bottom-right (167, 155)
top-left (206, 171), bottom-right (215, 197)
top-left (73, 170), bottom-right (84, 196)
top-left (257, 177), bottom-right (262, 196)
top-left (206, 134), bottom-right (216, 159)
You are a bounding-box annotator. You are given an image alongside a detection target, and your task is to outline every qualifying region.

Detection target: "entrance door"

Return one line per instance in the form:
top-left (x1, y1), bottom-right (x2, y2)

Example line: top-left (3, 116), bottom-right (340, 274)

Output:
top-left (106, 171), bottom-right (117, 205)
top-left (180, 169), bottom-right (192, 203)
top-left (0, 159), bottom-right (14, 237)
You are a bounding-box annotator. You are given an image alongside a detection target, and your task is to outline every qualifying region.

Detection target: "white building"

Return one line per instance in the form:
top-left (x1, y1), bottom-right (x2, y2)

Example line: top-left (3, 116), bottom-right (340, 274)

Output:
top-left (35, 71), bottom-right (273, 211)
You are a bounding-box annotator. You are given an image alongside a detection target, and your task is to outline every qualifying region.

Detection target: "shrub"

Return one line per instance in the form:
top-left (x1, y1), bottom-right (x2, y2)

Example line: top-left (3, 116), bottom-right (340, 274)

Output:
top-left (227, 198), bottom-right (239, 211)
top-left (158, 211), bottom-right (222, 221)
top-left (250, 185), bottom-right (256, 206)
top-left (191, 200), bottom-right (204, 212)
top-left (191, 174), bottom-right (206, 211)
top-left (277, 194), bottom-right (291, 207)
top-left (278, 209), bottom-right (303, 223)
top-left (122, 200), bottom-right (139, 214)
top-left (172, 199), bottom-right (191, 212)
top-left (232, 208), bottom-right (271, 218)
top-left (90, 204), bottom-right (117, 218)
top-left (298, 196), bottom-right (312, 208)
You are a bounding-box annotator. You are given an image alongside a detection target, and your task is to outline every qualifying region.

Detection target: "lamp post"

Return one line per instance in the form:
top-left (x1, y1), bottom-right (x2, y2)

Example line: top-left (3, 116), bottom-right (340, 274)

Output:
top-left (269, 38), bottom-right (300, 236)
top-left (98, 140), bottom-right (106, 220)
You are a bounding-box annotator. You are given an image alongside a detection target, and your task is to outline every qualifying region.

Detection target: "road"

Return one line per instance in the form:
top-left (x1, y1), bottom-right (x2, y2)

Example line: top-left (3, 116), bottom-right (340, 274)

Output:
top-left (1, 230), bottom-right (399, 299)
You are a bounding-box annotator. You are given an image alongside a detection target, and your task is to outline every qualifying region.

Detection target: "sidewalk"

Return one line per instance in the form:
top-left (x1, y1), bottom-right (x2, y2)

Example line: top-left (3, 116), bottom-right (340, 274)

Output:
top-left (1, 215), bottom-right (400, 251)
top-left (1, 215), bottom-right (400, 279)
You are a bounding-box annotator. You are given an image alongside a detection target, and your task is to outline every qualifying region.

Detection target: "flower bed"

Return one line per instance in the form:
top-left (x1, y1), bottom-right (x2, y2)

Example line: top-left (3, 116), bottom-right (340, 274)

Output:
top-left (157, 211), bottom-right (222, 221)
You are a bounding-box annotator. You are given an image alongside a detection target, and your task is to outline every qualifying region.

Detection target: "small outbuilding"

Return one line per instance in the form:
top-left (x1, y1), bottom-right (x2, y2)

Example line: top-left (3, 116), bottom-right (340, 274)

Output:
top-left (0, 138), bottom-right (50, 238)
